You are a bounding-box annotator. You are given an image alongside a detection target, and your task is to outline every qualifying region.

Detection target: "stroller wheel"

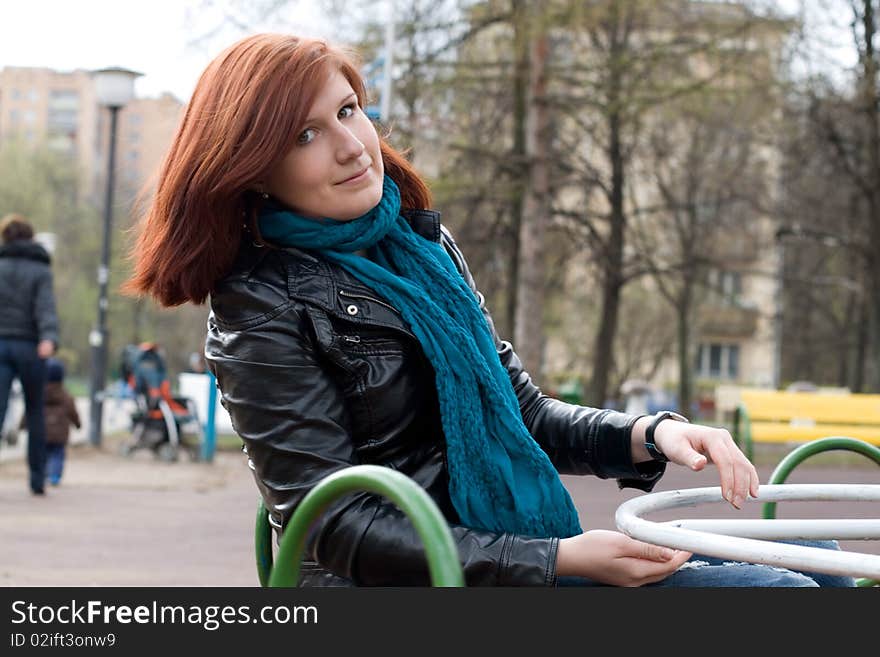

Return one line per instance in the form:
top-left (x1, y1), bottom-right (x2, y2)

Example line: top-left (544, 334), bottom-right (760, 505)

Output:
top-left (156, 442), bottom-right (179, 463)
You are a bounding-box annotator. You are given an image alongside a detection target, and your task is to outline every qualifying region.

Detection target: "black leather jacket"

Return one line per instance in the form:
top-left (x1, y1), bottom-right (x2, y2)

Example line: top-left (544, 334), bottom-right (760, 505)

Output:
top-left (205, 210), bottom-right (665, 586)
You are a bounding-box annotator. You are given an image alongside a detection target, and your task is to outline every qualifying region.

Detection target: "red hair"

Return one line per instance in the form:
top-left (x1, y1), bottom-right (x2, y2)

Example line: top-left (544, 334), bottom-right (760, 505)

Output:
top-left (123, 33), bottom-right (431, 307)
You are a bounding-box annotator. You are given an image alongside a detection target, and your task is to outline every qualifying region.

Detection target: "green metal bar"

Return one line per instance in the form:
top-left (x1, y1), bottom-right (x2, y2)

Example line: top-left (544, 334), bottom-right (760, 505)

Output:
top-left (738, 404), bottom-right (754, 461)
top-left (267, 465), bottom-right (465, 587)
top-left (764, 436), bottom-right (880, 518)
top-left (732, 405), bottom-right (741, 448)
top-left (763, 436), bottom-right (880, 588)
top-left (255, 498), bottom-right (273, 587)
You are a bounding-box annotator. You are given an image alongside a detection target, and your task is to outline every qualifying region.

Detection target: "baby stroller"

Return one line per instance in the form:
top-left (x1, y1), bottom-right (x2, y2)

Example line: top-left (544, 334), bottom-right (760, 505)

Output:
top-left (118, 342), bottom-right (203, 462)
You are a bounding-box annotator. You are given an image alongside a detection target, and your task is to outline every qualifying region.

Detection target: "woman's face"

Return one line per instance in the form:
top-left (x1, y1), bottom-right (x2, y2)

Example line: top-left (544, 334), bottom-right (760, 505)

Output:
top-left (265, 70), bottom-right (384, 221)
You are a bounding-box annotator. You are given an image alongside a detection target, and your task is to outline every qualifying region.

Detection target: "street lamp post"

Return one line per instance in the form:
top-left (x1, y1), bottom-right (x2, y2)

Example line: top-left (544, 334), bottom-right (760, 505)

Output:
top-left (773, 226), bottom-right (792, 390)
top-left (773, 223), bottom-right (859, 391)
top-left (88, 67), bottom-right (141, 447)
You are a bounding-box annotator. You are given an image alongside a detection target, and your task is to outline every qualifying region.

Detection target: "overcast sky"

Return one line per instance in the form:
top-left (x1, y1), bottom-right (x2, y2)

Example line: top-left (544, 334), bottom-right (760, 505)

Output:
top-left (0, 0), bottom-right (858, 104)
top-left (0, 0), bottom-right (333, 102)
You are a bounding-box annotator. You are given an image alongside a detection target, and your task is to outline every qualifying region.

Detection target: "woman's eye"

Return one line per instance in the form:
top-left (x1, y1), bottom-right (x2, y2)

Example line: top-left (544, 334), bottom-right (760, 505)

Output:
top-left (297, 128), bottom-right (317, 145)
top-left (338, 103), bottom-right (356, 119)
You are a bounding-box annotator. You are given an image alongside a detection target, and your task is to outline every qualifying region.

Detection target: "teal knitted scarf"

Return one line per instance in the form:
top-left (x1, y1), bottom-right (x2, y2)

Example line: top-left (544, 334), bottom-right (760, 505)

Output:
top-left (258, 176), bottom-right (582, 538)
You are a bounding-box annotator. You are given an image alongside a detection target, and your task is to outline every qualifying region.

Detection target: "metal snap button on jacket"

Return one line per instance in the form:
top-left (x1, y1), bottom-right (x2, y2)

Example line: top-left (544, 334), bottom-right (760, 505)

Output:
top-left (346, 304), bottom-right (359, 316)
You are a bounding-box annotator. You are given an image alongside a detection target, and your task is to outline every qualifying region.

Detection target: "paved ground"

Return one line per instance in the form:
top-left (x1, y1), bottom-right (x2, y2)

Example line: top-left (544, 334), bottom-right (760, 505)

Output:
top-left (2, 437), bottom-right (878, 587)
top-left (1, 439), bottom-right (257, 587)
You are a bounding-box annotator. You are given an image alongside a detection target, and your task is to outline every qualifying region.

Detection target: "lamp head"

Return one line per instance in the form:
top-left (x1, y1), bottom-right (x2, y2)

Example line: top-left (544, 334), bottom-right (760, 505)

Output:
top-left (92, 67), bottom-right (142, 108)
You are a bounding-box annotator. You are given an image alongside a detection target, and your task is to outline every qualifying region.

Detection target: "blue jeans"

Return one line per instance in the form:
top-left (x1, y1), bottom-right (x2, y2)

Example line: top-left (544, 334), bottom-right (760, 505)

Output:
top-left (46, 443), bottom-right (66, 485)
top-left (0, 338), bottom-right (47, 492)
top-left (557, 540), bottom-right (856, 587)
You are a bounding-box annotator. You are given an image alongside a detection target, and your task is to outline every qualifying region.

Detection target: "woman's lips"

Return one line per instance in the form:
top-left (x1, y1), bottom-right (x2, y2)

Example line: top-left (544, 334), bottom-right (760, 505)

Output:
top-left (337, 167), bottom-right (369, 185)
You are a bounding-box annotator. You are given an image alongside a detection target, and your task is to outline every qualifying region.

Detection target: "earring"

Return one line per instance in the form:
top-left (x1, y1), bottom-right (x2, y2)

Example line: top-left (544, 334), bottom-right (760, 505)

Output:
top-left (261, 191), bottom-right (269, 200)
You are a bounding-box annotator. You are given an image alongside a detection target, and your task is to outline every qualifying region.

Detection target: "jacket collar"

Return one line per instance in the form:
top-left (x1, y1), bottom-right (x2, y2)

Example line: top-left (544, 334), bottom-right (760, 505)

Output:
top-left (0, 240), bottom-right (51, 264)
top-left (277, 209), bottom-right (440, 334)
top-left (400, 209), bottom-right (442, 243)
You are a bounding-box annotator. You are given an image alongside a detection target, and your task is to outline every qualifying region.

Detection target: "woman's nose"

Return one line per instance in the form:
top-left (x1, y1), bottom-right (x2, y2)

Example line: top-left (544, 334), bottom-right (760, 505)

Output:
top-left (336, 126), bottom-right (365, 162)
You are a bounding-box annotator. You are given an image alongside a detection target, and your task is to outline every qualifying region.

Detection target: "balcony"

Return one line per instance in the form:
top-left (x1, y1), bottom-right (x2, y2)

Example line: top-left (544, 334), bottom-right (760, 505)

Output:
top-left (697, 303), bottom-right (760, 338)
top-left (708, 229), bottom-right (763, 264)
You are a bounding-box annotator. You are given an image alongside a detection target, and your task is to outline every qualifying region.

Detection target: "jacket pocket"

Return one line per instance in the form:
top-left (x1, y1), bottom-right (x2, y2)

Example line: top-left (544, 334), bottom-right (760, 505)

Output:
top-left (303, 305), bottom-right (430, 449)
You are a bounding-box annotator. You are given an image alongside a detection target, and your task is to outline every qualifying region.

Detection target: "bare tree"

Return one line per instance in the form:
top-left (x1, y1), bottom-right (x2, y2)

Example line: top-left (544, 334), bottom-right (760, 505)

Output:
top-left (550, 0), bottom-right (774, 404)
top-left (779, 0), bottom-right (880, 389)
top-left (636, 94), bottom-right (770, 413)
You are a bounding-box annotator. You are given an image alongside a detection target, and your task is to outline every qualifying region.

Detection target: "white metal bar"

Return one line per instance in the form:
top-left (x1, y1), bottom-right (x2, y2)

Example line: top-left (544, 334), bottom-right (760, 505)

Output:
top-left (663, 519), bottom-right (880, 540)
top-left (615, 484), bottom-right (880, 579)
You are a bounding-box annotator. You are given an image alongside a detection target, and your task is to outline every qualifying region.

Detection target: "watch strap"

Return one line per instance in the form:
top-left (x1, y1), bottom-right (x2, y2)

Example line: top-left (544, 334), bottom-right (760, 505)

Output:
top-left (645, 411), bottom-right (689, 462)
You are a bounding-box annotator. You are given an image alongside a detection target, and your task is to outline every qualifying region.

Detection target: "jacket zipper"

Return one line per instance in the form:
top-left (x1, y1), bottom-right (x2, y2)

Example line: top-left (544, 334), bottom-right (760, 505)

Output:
top-left (338, 289), bottom-right (399, 314)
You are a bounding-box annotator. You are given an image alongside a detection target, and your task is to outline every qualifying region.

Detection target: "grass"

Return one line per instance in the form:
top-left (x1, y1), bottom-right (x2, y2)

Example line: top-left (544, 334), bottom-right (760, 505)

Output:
top-left (97, 430), bottom-right (243, 453)
top-left (216, 433), bottom-right (244, 451)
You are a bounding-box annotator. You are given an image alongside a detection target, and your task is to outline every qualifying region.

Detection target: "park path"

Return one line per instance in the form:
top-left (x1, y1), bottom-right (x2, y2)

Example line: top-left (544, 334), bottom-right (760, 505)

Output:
top-left (2, 439), bottom-right (878, 587)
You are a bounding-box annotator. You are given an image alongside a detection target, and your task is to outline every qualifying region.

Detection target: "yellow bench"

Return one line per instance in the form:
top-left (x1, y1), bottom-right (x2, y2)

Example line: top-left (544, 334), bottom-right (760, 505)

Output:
top-left (733, 389), bottom-right (880, 460)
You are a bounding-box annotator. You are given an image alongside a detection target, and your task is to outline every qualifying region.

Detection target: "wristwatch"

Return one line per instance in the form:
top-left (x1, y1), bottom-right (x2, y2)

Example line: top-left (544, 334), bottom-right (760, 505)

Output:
top-left (644, 411), bottom-right (689, 462)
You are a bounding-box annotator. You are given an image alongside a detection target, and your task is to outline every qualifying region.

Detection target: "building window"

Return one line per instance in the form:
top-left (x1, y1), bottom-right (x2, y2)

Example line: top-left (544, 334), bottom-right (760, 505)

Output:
top-left (709, 344), bottom-right (722, 377)
top-left (707, 269), bottom-right (742, 305)
top-left (728, 344), bottom-right (739, 379)
top-left (49, 89), bottom-right (79, 109)
top-left (695, 343), bottom-right (740, 380)
top-left (46, 90), bottom-right (78, 157)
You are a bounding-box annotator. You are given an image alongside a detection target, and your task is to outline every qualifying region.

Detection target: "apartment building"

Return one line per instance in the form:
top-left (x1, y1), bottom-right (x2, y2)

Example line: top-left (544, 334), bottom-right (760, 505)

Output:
top-left (112, 93), bottom-right (184, 203)
top-left (0, 67), bottom-right (99, 189)
top-left (540, 2), bottom-right (791, 393)
top-left (0, 66), bottom-right (183, 204)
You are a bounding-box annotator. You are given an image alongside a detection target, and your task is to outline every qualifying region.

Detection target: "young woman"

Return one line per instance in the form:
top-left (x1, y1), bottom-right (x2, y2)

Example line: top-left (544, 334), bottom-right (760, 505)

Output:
top-left (124, 33), bottom-right (851, 587)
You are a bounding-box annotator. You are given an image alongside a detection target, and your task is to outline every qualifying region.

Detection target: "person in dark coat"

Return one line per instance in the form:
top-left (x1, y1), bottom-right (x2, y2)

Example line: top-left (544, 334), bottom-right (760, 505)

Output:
top-left (0, 214), bottom-right (58, 495)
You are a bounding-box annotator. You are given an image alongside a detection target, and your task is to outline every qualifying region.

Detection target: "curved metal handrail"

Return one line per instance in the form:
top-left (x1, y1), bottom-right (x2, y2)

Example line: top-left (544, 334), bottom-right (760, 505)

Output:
top-left (264, 465), bottom-right (465, 587)
top-left (255, 499), bottom-right (273, 587)
top-left (615, 484), bottom-right (880, 580)
top-left (763, 437), bottom-right (880, 518)
top-left (762, 437), bottom-right (880, 587)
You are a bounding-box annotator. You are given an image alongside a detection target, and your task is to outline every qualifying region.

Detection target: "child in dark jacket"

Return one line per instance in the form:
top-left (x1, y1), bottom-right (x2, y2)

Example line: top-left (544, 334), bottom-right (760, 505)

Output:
top-left (41, 358), bottom-right (80, 486)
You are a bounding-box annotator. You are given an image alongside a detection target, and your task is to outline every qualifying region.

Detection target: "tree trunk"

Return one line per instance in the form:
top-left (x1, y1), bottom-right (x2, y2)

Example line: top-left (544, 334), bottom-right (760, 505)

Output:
top-left (587, 107), bottom-right (626, 407)
top-left (854, 289), bottom-right (868, 392)
top-left (513, 26), bottom-right (550, 383)
top-left (677, 281), bottom-right (693, 419)
top-left (863, 0), bottom-right (880, 390)
top-left (131, 298), bottom-right (144, 345)
top-left (505, 0), bottom-right (529, 339)
top-left (838, 292), bottom-right (854, 387)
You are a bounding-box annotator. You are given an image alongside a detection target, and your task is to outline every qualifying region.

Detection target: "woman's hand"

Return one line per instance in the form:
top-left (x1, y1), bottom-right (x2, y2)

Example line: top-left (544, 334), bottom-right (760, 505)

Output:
top-left (556, 530), bottom-right (692, 586)
top-left (654, 420), bottom-right (759, 509)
